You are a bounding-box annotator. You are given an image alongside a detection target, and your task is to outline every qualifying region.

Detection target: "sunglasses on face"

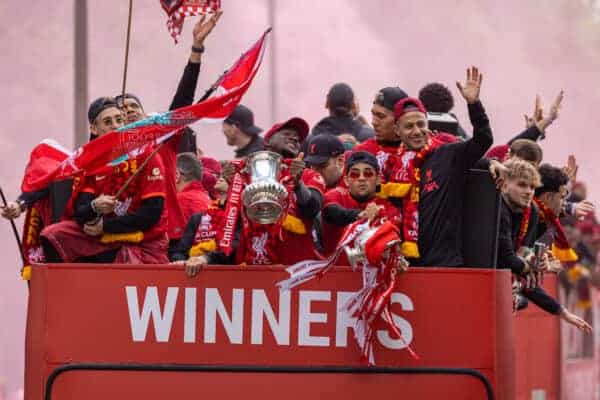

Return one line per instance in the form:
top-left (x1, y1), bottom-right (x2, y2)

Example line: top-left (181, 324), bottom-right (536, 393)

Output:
top-left (348, 169), bottom-right (376, 179)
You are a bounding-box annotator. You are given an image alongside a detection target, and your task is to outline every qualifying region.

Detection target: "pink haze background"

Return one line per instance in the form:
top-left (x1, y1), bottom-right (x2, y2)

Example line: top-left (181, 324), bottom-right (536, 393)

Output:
top-left (1, 0), bottom-right (600, 394)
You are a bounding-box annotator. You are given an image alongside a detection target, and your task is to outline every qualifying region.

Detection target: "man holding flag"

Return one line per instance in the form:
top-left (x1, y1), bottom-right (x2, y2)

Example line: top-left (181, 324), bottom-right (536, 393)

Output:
top-left (30, 27), bottom-right (270, 265)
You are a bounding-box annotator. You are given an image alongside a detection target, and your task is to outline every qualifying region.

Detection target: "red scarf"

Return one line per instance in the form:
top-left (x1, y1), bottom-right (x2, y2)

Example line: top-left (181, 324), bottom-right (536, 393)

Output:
top-left (533, 198), bottom-right (578, 262)
top-left (515, 206), bottom-right (531, 250)
top-left (219, 159), bottom-right (298, 264)
top-left (382, 137), bottom-right (440, 258)
top-left (278, 218), bottom-right (418, 364)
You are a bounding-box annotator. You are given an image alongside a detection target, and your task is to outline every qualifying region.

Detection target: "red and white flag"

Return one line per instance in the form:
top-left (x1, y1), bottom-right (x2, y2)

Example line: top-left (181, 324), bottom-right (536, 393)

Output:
top-left (21, 29), bottom-right (270, 193)
top-left (20, 139), bottom-right (71, 193)
top-left (160, 0), bottom-right (221, 43)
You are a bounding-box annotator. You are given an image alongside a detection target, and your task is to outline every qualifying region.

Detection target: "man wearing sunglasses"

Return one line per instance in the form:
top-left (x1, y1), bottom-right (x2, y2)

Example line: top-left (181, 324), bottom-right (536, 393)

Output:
top-left (321, 151), bottom-right (401, 259)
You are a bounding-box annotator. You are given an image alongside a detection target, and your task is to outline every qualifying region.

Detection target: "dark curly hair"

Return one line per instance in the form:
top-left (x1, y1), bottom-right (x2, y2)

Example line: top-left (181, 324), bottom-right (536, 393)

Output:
top-left (418, 83), bottom-right (454, 113)
top-left (535, 164), bottom-right (569, 196)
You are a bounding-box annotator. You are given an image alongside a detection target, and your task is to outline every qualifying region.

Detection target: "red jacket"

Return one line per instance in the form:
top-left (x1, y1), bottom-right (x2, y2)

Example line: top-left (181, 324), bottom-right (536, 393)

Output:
top-left (174, 181), bottom-right (210, 239)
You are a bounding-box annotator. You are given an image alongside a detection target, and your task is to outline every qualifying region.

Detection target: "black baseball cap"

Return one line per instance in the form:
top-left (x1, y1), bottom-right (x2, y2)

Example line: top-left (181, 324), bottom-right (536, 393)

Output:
top-left (373, 87), bottom-right (409, 111)
top-left (115, 93), bottom-right (143, 108)
top-left (224, 104), bottom-right (262, 136)
top-left (326, 83), bottom-right (354, 111)
top-left (304, 135), bottom-right (345, 166)
top-left (345, 151), bottom-right (380, 173)
top-left (87, 96), bottom-right (119, 123)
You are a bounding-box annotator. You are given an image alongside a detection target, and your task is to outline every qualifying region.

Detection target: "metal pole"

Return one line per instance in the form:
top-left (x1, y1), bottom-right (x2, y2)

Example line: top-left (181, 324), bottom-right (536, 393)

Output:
top-left (121, 0), bottom-right (134, 103)
top-left (268, 0), bottom-right (277, 124)
top-left (74, 0), bottom-right (89, 148)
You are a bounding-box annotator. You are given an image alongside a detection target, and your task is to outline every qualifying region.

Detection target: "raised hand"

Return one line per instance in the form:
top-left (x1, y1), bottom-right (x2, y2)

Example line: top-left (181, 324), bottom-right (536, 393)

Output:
top-left (192, 10), bottom-right (223, 47)
top-left (563, 154), bottom-right (578, 184)
top-left (574, 200), bottom-right (595, 220)
top-left (489, 159), bottom-right (508, 189)
top-left (456, 66), bottom-right (483, 104)
top-left (525, 91), bottom-right (564, 132)
top-left (289, 152), bottom-right (305, 183)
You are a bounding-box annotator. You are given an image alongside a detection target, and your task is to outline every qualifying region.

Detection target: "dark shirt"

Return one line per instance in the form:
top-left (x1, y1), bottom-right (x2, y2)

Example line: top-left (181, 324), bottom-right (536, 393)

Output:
top-left (169, 61), bottom-right (202, 154)
top-left (497, 198), bottom-right (540, 274)
top-left (235, 135), bottom-right (265, 158)
top-left (497, 197), bottom-right (562, 315)
top-left (169, 206), bottom-right (238, 264)
top-left (414, 101), bottom-right (493, 267)
top-left (73, 192), bottom-right (164, 233)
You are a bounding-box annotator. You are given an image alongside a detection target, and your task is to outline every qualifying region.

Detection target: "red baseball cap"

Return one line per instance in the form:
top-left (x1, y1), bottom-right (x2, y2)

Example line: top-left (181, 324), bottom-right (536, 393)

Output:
top-left (393, 97), bottom-right (427, 120)
top-left (263, 117), bottom-right (309, 144)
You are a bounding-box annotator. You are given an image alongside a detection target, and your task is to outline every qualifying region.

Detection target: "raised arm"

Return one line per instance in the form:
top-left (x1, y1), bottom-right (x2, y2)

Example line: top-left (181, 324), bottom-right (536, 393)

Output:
top-left (454, 66), bottom-right (493, 168)
top-left (169, 11), bottom-right (222, 110)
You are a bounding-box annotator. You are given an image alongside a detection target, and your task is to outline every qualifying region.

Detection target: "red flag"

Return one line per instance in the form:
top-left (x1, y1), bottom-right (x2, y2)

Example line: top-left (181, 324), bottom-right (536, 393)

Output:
top-left (21, 29), bottom-right (270, 194)
top-left (160, 0), bottom-right (221, 43)
top-left (20, 140), bottom-right (71, 192)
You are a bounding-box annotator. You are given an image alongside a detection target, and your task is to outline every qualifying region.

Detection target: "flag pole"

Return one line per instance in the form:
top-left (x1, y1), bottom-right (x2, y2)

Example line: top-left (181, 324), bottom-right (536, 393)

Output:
top-left (0, 187), bottom-right (27, 268)
top-left (120, 0), bottom-right (134, 104)
top-left (114, 142), bottom-right (166, 199)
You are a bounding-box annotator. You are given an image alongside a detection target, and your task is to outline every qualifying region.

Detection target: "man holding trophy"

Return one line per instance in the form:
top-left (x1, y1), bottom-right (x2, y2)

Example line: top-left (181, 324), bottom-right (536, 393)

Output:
top-left (182, 117), bottom-right (325, 275)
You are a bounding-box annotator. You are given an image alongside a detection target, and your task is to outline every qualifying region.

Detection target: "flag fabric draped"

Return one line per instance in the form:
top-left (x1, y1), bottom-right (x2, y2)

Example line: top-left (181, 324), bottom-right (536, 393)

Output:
top-left (20, 140), bottom-right (71, 193)
top-left (21, 29), bottom-right (270, 193)
top-left (160, 0), bottom-right (221, 43)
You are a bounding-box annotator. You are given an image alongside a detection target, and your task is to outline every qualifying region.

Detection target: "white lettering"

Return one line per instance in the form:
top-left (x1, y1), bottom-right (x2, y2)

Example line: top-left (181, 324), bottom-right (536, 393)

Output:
top-left (298, 290), bottom-right (330, 347)
top-left (335, 291), bottom-right (357, 347)
top-left (251, 289), bottom-right (291, 345)
top-left (376, 293), bottom-right (414, 349)
top-left (204, 288), bottom-right (244, 344)
top-left (126, 286), bottom-right (178, 342)
top-left (184, 288), bottom-right (196, 343)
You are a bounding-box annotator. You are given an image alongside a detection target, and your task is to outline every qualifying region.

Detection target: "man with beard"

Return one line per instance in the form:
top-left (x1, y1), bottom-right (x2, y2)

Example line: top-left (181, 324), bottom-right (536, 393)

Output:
top-left (182, 118), bottom-right (325, 271)
top-left (261, 118), bottom-right (326, 264)
top-left (354, 87), bottom-right (408, 170)
top-left (385, 67), bottom-right (493, 266)
top-left (222, 104), bottom-right (264, 158)
top-left (321, 151), bottom-right (401, 260)
top-left (114, 11), bottom-right (222, 152)
top-left (498, 159), bottom-right (591, 332)
top-left (303, 134), bottom-right (346, 189)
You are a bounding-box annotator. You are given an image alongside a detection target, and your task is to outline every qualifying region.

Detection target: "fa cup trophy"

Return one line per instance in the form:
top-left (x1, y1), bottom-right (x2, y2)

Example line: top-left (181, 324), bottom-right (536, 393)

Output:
top-left (242, 151), bottom-right (288, 224)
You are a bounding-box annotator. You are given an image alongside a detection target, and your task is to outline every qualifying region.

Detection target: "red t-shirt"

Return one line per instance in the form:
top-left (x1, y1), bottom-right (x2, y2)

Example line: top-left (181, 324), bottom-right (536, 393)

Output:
top-left (277, 168), bottom-right (327, 264)
top-left (322, 187), bottom-right (402, 261)
top-left (82, 154), bottom-right (168, 240)
top-left (174, 181), bottom-right (211, 240)
top-left (354, 138), bottom-right (400, 174)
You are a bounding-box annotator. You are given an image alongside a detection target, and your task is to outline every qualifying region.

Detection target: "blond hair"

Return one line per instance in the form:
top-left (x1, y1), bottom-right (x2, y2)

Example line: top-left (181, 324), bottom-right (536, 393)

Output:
top-left (503, 158), bottom-right (541, 187)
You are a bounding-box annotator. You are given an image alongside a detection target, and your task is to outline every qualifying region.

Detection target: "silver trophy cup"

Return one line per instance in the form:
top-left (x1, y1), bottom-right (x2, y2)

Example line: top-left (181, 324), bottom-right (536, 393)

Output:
top-left (344, 224), bottom-right (403, 268)
top-left (242, 151), bottom-right (289, 224)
